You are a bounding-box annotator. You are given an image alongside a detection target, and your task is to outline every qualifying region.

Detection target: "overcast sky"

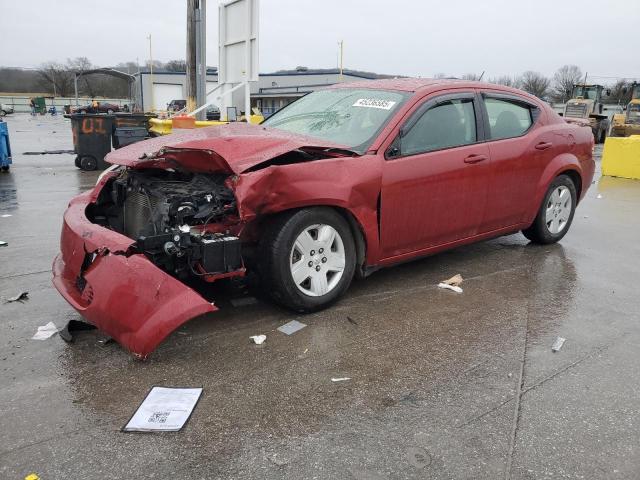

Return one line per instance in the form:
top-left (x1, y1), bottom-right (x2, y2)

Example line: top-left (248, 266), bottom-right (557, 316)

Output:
top-left (1, 0), bottom-right (638, 81)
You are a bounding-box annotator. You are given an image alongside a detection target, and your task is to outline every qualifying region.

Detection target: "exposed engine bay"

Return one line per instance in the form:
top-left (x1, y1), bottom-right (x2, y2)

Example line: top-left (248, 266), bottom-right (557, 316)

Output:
top-left (87, 168), bottom-right (244, 280)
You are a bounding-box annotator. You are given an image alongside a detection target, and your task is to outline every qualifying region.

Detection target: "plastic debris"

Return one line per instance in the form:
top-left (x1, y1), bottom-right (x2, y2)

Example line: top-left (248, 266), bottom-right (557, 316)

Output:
top-left (6, 291), bottom-right (29, 303)
top-left (250, 334), bottom-right (266, 345)
top-left (32, 322), bottom-right (58, 340)
top-left (441, 273), bottom-right (463, 287)
top-left (596, 194), bottom-right (603, 199)
top-left (123, 386), bottom-right (203, 432)
top-left (1, 214), bottom-right (11, 218)
top-left (331, 377), bottom-right (351, 382)
top-left (277, 320), bottom-right (307, 335)
top-left (58, 319), bottom-right (97, 343)
top-left (24, 474), bottom-right (40, 480)
top-left (346, 316), bottom-right (358, 325)
top-left (437, 283), bottom-right (463, 293)
top-left (551, 337), bottom-right (566, 352)
top-left (0, 241), bottom-right (7, 247)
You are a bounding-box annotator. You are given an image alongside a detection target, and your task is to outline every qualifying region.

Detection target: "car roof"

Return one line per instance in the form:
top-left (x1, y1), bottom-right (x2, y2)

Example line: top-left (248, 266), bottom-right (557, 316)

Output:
top-left (328, 77), bottom-right (527, 95)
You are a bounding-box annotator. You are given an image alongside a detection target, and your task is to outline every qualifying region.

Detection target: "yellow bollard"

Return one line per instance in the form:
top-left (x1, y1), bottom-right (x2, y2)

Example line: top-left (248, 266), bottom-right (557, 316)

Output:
top-left (602, 135), bottom-right (640, 180)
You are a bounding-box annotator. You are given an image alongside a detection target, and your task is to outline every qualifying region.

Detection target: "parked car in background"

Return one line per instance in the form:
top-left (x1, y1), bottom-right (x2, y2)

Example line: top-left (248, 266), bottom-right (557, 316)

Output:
top-left (74, 102), bottom-right (121, 114)
top-left (0, 103), bottom-right (14, 116)
top-left (167, 99), bottom-right (186, 112)
top-left (206, 106), bottom-right (221, 120)
top-left (53, 78), bottom-right (595, 358)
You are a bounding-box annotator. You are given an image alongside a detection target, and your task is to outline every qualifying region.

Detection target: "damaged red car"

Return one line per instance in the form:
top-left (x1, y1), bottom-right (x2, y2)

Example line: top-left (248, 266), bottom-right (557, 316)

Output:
top-left (52, 79), bottom-right (595, 358)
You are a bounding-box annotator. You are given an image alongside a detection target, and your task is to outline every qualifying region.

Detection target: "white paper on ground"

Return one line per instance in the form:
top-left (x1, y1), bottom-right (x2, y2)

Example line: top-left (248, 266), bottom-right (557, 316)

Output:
top-left (331, 377), bottom-right (351, 382)
top-left (250, 334), bottom-right (266, 344)
top-left (123, 387), bottom-right (203, 432)
top-left (277, 320), bottom-right (307, 335)
top-left (32, 322), bottom-right (58, 340)
top-left (437, 283), bottom-right (463, 293)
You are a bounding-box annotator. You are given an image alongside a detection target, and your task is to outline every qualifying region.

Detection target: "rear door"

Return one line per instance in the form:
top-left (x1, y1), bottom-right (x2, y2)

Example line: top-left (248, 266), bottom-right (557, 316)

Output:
top-left (380, 91), bottom-right (492, 258)
top-left (477, 92), bottom-right (553, 231)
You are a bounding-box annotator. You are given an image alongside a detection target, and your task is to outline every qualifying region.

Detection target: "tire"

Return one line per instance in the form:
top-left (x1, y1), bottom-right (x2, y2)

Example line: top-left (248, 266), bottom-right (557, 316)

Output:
top-left (1, 165), bottom-right (9, 172)
top-left (522, 175), bottom-right (577, 244)
top-left (74, 156), bottom-right (81, 168)
top-left (79, 156), bottom-right (97, 171)
top-left (0, 110), bottom-right (6, 117)
top-left (259, 207), bottom-right (356, 312)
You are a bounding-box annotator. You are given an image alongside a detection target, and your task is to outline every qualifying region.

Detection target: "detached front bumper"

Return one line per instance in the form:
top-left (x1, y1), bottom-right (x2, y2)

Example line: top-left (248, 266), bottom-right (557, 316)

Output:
top-left (52, 191), bottom-right (217, 358)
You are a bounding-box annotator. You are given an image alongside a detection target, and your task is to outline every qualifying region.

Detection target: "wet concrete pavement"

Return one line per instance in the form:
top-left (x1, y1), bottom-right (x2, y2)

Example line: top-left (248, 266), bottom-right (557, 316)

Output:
top-left (1, 113), bottom-right (639, 479)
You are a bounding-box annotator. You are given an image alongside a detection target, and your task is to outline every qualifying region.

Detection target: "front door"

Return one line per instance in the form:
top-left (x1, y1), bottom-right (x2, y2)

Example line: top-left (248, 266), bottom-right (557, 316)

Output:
top-left (380, 92), bottom-right (492, 259)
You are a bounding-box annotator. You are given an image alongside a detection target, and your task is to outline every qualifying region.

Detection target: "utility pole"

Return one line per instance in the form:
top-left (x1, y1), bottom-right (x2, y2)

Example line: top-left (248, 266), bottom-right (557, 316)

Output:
top-left (148, 34), bottom-right (155, 112)
top-left (338, 40), bottom-right (344, 82)
top-left (186, 0), bottom-right (197, 116)
top-left (196, 0), bottom-right (206, 120)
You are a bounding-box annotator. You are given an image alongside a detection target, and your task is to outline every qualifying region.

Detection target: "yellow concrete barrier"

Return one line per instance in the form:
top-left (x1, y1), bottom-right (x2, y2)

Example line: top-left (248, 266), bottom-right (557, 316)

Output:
top-left (602, 135), bottom-right (640, 180)
top-left (148, 115), bottom-right (264, 137)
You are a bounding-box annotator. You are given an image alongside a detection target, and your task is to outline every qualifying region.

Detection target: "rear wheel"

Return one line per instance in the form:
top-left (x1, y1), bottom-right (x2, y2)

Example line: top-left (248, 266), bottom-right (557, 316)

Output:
top-left (522, 175), bottom-right (576, 244)
top-left (79, 156), bottom-right (97, 171)
top-left (0, 110), bottom-right (6, 117)
top-left (259, 207), bottom-right (356, 312)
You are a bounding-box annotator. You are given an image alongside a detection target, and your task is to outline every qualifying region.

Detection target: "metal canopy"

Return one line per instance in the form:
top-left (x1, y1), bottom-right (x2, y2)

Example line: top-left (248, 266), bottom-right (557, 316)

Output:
top-left (73, 69), bottom-right (136, 106)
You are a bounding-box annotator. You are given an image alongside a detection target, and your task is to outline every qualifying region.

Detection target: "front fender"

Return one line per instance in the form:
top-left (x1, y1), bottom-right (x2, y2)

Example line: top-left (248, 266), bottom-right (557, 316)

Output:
top-left (233, 156), bottom-right (383, 262)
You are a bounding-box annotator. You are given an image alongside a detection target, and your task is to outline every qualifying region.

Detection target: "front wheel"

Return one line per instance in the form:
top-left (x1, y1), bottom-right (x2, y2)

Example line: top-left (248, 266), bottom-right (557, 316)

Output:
top-left (522, 175), bottom-right (576, 244)
top-left (0, 110), bottom-right (6, 117)
top-left (259, 207), bottom-right (356, 312)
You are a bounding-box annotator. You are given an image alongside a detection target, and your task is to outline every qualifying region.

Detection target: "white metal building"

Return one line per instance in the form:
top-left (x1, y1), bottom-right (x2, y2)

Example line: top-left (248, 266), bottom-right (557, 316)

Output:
top-left (134, 67), bottom-right (392, 116)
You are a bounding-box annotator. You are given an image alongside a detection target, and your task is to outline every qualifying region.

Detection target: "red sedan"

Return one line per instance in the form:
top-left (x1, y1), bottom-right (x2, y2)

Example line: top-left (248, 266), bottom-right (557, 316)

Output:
top-left (52, 79), bottom-right (594, 357)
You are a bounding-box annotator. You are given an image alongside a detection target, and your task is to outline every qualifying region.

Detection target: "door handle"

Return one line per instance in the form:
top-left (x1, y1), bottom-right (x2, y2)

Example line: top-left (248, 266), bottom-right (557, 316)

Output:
top-left (535, 142), bottom-right (553, 150)
top-left (463, 154), bottom-right (488, 164)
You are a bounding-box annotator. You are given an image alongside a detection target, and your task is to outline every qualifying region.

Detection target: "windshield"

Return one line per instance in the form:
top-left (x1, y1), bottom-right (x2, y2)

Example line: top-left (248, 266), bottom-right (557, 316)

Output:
top-left (262, 88), bottom-right (409, 152)
top-left (572, 86), bottom-right (598, 100)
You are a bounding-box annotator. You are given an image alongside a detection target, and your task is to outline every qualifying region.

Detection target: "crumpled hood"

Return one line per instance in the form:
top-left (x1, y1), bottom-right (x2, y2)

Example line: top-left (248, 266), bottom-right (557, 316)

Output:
top-left (106, 122), bottom-right (348, 174)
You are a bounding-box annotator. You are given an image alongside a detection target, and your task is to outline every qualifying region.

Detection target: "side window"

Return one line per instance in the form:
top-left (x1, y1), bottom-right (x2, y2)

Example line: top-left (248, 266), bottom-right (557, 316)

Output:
top-left (400, 98), bottom-right (476, 156)
top-left (484, 98), bottom-right (533, 140)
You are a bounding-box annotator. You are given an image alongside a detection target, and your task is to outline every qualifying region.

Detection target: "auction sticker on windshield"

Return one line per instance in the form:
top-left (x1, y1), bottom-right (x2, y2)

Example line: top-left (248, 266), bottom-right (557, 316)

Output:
top-left (352, 98), bottom-right (396, 110)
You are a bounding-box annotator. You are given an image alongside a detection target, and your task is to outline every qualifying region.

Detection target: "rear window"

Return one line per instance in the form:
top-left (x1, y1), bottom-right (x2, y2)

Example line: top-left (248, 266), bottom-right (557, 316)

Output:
top-left (485, 98), bottom-right (534, 140)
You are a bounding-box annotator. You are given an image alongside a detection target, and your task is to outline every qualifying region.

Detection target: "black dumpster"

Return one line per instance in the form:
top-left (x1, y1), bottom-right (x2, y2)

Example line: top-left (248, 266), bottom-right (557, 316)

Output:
top-left (113, 113), bottom-right (156, 129)
top-left (68, 114), bottom-right (114, 171)
top-left (113, 127), bottom-right (147, 149)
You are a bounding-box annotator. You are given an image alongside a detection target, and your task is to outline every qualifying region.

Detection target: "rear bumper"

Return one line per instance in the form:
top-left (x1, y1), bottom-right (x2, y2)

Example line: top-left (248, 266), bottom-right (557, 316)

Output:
top-left (52, 191), bottom-right (217, 358)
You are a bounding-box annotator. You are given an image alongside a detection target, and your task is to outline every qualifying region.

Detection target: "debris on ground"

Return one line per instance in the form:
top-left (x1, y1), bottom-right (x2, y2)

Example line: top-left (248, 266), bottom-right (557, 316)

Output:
top-left (24, 474), bottom-right (40, 480)
top-left (58, 319), bottom-right (97, 343)
top-left (551, 337), bottom-right (566, 352)
top-left (250, 334), bottom-right (266, 345)
top-left (441, 273), bottom-right (464, 287)
top-left (32, 322), bottom-right (58, 340)
top-left (597, 194), bottom-right (603, 199)
top-left (0, 241), bottom-right (7, 247)
top-left (5, 291), bottom-right (29, 303)
top-left (122, 386), bottom-right (203, 432)
top-left (97, 335), bottom-right (114, 347)
top-left (346, 316), bottom-right (358, 325)
top-left (331, 377), bottom-right (351, 382)
top-left (437, 282), bottom-right (463, 293)
top-left (230, 296), bottom-right (259, 307)
top-left (23, 149), bottom-right (75, 155)
top-left (277, 320), bottom-right (307, 335)
top-left (1, 214), bottom-right (11, 218)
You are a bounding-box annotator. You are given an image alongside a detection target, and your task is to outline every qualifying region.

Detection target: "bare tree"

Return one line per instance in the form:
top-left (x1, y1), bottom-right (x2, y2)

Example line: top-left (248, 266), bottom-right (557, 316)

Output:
top-left (551, 65), bottom-right (582, 102)
top-left (433, 72), bottom-right (449, 79)
top-left (37, 62), bottom-right (75, 97)
top-left (67, 57), bottom-right (94, 97)
top-left (488, 76), bottom-right (520, 88)
top-left (461, 73), bottom-right (481, 81)
top-left (519, 71), bottom-right (550, 99)
top-left (165, 59), bottom-right (187, 72)
top-left (607, 79), bottom-right (632, 105)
